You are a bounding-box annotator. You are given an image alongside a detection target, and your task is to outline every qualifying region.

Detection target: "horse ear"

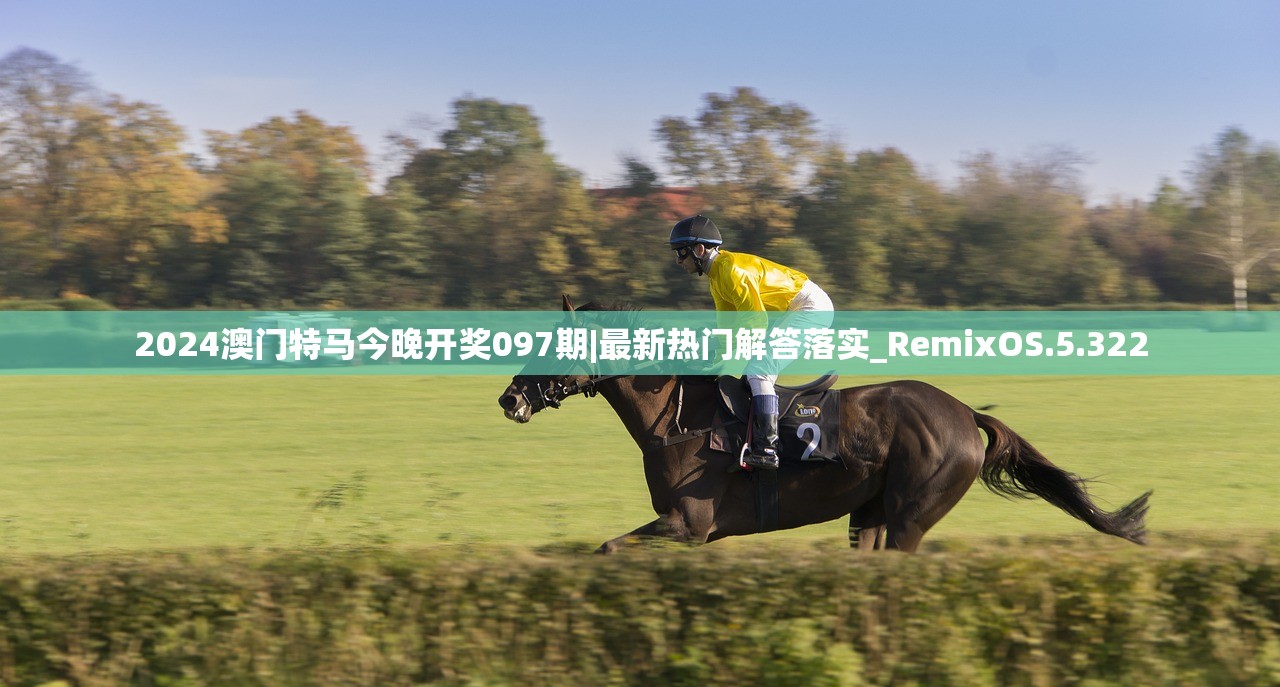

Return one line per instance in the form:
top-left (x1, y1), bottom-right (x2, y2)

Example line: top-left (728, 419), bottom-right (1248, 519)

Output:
top-left (562, 294), bottom-right (575, 312)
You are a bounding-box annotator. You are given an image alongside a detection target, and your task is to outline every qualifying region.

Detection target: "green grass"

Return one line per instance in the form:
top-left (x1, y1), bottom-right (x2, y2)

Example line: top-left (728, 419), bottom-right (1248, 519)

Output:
top-left (0, 374), bottom-right (1276, 554)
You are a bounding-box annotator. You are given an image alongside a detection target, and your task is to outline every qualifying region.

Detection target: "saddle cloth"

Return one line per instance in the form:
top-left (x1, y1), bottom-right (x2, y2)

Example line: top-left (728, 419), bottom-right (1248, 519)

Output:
top-left (709, 375), bottom-right (843, 466)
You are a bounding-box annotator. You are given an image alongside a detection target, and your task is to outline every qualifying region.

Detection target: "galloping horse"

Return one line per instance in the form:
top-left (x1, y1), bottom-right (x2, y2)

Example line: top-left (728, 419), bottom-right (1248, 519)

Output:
top-left (497, 298), bottom-right (1151, 553)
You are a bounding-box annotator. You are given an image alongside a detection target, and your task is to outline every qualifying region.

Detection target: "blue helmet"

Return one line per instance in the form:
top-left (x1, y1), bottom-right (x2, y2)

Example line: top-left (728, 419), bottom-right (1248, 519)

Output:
top-left (668, 215), bottom-right (723, 247)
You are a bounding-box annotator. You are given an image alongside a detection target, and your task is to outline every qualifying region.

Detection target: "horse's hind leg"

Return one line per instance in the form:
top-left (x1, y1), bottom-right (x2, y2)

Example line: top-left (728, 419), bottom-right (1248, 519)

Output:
top-left (849, 524), bottom-right (885, 550)
top-left (848, 503), bottom-right (885, 551)
top-left (883, 449), bottom-right (983, 552)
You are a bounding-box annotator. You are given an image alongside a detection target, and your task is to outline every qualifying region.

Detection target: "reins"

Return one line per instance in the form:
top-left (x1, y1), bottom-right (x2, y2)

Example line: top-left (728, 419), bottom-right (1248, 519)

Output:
top-left (516, 373), bottom-right (627, 412)
top-left (562, 374), bottom-right (627, 400)
top-left (516, 371), bottom-right (742, 450)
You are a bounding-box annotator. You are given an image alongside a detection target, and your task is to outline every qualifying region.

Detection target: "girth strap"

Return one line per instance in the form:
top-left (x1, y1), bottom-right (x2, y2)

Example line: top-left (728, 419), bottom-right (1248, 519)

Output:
top-left (755, 469), bottom-right (780, 533)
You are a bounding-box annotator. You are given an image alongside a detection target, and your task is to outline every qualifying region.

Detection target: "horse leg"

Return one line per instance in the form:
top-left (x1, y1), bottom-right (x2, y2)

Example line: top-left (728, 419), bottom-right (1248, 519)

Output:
top-left (848, 502), bottom-right (886, 551)
top-left (849, 524), bottom-right (885, 551)
top-left (595, 512), bottom-right (697, 554)
top-left (883, 449), bottom-right (984, 553)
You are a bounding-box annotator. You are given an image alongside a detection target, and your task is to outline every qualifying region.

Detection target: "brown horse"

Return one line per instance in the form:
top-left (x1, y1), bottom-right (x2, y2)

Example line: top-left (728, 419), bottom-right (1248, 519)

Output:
top-left (497, 299), bottom-right (1151, 554)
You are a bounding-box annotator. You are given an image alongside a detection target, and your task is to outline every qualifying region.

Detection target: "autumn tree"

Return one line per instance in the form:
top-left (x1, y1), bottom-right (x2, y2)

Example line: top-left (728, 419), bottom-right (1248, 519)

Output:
top-left (0, 49), bottom-right (225, 304)
top-left (0, 47), bottom-right (98, 295)
top-left (64, 96), bottom-right (226, 305)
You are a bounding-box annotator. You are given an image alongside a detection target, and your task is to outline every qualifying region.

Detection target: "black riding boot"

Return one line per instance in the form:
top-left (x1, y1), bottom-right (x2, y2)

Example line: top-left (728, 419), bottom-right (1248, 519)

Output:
top-left (745, 395), bottom-right (780, 470)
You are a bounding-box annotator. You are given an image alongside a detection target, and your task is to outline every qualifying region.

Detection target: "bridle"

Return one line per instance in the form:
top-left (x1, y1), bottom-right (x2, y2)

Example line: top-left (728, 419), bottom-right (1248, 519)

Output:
top-left (511, 368), bottom-right (733, 451)
top-left (509, 305), bottom-right (650, 413)
top-left (511, 373), bottom-right (628, 413)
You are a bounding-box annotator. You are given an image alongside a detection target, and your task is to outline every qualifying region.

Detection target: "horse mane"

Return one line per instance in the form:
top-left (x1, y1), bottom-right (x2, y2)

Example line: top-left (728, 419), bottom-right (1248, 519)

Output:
top-left (566, 298), bottom-right (715, 383)
top-left (570, 299), bottom-right (646, 329)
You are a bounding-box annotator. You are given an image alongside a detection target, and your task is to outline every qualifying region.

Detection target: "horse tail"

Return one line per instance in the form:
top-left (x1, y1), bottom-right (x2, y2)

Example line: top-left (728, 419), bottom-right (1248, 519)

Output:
top-left (973, 411), bottom-right (1151, 545)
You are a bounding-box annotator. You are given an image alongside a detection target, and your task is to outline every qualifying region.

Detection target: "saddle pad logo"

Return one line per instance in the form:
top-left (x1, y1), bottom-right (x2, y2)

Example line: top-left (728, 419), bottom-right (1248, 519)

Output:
top-left (794, 404), bottom-right (821, 418)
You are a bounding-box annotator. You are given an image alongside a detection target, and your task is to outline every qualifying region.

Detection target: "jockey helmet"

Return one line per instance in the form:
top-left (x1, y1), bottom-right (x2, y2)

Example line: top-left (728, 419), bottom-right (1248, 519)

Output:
top-left (668, 215), bottom-right (723, 247)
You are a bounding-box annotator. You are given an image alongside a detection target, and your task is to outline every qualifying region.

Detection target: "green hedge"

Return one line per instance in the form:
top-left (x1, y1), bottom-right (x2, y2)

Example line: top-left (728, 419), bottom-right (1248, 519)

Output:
top-left (0, 297), bottom-right (115, 311)
top-left (0, 544), bottom-right (1278, 686)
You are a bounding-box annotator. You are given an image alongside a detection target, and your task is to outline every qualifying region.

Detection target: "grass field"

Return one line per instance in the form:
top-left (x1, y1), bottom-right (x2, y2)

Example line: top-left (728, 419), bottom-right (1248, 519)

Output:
top-left (0, 374), bottom-right (1277, 554)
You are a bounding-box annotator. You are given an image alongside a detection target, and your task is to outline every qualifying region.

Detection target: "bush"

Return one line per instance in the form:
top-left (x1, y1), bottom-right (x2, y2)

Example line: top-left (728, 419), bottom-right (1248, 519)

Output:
top-left (0, 542), bottom-right (1278, 686)
top-left (0, 297), bottom-right (115, 311)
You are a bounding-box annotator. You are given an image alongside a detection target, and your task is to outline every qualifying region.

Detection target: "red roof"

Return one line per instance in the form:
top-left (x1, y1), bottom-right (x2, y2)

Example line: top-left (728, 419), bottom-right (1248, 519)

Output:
top-left (589, 186), bottom-right (705, 223)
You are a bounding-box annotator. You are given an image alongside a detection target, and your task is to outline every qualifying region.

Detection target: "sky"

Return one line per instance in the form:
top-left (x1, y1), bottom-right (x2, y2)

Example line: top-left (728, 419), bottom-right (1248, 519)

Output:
top-left (5, 0), bottom-right (1279, 203)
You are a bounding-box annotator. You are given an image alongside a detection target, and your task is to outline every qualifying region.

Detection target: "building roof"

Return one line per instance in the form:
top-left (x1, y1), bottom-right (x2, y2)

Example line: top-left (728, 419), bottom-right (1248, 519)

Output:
top-left (589, 186), bottom-right (705, 223)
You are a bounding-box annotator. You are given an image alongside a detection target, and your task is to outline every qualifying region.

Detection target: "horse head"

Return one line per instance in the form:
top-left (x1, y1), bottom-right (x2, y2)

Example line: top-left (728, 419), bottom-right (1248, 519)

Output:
top-left (498, 371), bottom-right (594, 423)
top-left (498, 294), bottom-right (592, 423)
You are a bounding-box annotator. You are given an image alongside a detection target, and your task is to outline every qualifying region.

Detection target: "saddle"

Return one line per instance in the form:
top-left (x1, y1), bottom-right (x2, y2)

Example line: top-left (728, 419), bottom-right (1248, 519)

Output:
top-left (709, 374), bottom-right (844, 467)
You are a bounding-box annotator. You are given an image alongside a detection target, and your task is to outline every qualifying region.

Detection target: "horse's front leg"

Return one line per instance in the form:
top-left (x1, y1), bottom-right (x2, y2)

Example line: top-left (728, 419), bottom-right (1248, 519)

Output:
top-left (595, 512), bottom-right (699, 554)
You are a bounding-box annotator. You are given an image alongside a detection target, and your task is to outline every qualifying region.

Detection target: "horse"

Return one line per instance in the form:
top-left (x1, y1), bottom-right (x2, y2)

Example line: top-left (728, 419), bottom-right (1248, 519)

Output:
top-left (497, 297), bottom-right (1151, 554)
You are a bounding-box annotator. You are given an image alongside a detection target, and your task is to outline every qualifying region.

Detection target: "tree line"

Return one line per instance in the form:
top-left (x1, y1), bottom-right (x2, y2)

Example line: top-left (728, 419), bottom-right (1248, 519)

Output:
top-left (2, 47), bottom-right (1278, 310)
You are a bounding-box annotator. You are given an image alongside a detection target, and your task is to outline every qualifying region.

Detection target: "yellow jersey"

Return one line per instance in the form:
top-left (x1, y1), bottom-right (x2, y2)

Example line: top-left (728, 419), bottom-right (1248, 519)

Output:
top-left (707, 250), bottom-right (809, 312)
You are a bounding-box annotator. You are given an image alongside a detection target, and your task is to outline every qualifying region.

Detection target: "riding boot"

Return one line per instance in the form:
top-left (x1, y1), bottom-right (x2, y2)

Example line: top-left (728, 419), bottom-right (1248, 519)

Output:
top-left (745, 394), bottom-right (780, 470)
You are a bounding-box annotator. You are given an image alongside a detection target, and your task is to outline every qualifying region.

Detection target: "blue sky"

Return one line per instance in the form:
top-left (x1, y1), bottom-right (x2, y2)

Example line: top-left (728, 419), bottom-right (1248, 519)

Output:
top-left (5, 0), bottom-right (1278, 202)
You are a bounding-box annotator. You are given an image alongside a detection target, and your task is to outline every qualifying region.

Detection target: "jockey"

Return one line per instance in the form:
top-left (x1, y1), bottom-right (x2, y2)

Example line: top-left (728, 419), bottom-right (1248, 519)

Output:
top-left (669, 214), bottom-right (834, 470)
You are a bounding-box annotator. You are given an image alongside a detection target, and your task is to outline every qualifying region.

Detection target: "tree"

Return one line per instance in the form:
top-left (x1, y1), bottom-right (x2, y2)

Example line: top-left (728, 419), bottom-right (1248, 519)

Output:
top-left (1135, 180), bottom-right (1224, 303)
top-left (583, 154), bottom-right (716, 307)
top-left (795, 145), bottom-right (950, 306)
top-left (207, 111), bottom-right (368, 185)
top-left (1085, 193), bottom-right (1175, 303)
top-left (472, 154), bottom-right (617, 307)
top-left (396, 96), bottom-right (547, 209)
top-left (0, 49), bottom-right (226, 304)
top-left (0, 193), bottom-right (42, 297)
top-left (362, 178), bottom-right (438, 307)
top-left (392, 97), bottom-right (614, 307)
top-left (619, 155), bottom-right (659, 197)
top-left (64, 96), bottom-right (226, 305)
top-left (656, 87), bottom-right (818, 254)
top-left (208, 111), bottom-right (372, 306)
top-left (1192, 128), bottom-right (1280, 310)
top-left (212, 160), bottom-right (297, 305)
top-left (951, 149), bottom-right (1092, 305)
top-left (0, 47), bottom-right (98, 294)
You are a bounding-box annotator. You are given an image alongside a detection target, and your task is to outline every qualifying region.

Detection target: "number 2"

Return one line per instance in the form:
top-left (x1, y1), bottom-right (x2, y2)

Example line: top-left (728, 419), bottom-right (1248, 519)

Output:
top-left (798, 422), bottom-right (821, 461)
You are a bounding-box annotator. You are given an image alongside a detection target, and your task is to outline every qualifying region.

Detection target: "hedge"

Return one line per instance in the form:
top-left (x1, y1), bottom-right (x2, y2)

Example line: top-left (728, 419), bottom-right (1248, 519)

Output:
top-left (0, 543), bottom-right (1277, 686)
top-left (0, 298), bottom-right (115, 311)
